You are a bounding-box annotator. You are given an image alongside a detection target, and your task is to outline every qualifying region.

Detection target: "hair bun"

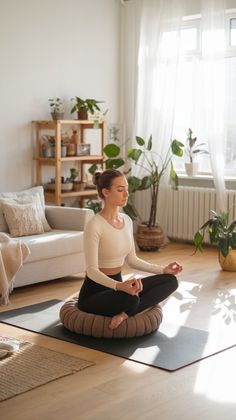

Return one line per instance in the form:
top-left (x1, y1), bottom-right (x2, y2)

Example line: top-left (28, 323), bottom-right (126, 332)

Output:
top-left (92, 171), bottom-right (103, 186)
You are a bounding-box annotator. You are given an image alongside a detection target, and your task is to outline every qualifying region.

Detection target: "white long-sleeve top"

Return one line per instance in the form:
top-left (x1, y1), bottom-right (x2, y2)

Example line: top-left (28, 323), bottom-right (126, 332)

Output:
top-left (83, 213), bottom-right (164, 290)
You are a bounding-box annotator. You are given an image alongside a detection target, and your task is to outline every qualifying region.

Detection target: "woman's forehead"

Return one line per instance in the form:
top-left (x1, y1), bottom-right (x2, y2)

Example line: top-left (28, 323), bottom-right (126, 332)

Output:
top-left (112, 176), bottom-right (128, 187)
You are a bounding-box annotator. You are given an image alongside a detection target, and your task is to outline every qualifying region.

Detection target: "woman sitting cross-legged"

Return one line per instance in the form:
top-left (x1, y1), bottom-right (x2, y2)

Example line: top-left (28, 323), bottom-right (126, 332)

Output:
top-left (78, 169), bottom-right (182, 330)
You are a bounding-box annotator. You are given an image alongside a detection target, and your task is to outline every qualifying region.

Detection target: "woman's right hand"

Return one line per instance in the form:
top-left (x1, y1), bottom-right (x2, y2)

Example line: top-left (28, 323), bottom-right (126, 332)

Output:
top-left (116, 278), bottom-right (143, 295)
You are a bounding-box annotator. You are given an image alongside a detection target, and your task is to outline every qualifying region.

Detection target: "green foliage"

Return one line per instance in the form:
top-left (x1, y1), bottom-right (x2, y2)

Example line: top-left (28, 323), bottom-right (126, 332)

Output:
top-left (68, 167), bottom-right (79, 183)
top-left (70, 97), bottom-right (104, 115)
top-left (88, 133), bottom-right (184, 227)
top-left (86, 199), bottom-right (102, 214)
top-left (48, 97), bottom-right (64, 112)
top-left (193, 208), bottom-right (236, 257)
top-left (180, 128), bottom-right (208, 163)
top-left (125, 135), bottom-right (184, 227)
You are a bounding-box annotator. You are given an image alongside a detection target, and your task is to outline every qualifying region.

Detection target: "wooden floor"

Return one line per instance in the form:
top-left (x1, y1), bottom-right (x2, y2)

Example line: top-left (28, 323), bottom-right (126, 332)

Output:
top-left (1, 242), bottom-right (236, 420)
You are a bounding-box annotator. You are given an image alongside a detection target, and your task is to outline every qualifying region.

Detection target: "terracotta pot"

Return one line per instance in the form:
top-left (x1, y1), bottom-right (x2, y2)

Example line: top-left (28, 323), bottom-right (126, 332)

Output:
top-left (77, 109), bottom-right (88, 120)
top-left (136, 223), bottom-right (164, 251)
top-left (219, 250), bottom-right (236, 271)
top-left (73, 182), bottom-right (86, 192)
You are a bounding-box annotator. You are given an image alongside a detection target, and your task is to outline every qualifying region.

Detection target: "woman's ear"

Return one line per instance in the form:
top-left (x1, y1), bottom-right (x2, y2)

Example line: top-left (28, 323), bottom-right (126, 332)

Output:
top-left (102, 188), bottom-right (109, 198)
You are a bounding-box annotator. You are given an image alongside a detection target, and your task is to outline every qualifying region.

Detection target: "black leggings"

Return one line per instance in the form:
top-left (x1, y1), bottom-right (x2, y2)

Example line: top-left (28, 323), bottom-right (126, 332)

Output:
top-left (78, 272), bottom-right (178, 317)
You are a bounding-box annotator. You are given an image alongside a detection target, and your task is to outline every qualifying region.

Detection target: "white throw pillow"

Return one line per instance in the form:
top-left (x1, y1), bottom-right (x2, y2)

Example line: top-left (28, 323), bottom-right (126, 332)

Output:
top-left (1, 201), bottom-right (44, 237)
top-left (0, 187), bottom-right (51, 233)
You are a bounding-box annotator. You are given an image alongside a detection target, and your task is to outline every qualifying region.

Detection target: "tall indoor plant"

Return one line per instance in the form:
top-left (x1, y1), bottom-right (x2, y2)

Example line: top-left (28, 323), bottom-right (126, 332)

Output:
top-left (193, 209), bottom-right (236, 271)
top-left (125, 135), bottom-right (184, 250)
top-left (88, 134), bottom-right (184, 250)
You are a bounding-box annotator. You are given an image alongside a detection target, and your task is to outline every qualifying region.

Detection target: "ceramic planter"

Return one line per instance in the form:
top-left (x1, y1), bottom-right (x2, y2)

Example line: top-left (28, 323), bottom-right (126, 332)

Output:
top-left (219, 250), bottom-right (236, 271)
top-left (51, 111), bottom-right (64, 120)
top-left (185, 162), bottom-right (199, 177)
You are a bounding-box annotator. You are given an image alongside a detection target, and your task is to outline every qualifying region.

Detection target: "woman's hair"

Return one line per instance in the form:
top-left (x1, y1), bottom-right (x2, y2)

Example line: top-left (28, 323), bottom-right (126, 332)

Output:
top-left (93, 169), bottom-right (123, 199)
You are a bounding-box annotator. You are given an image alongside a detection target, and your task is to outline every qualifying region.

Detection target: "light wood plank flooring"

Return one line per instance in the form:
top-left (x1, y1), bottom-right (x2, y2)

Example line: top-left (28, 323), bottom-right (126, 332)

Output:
top-left (1, 242), bottom-right (236, 420)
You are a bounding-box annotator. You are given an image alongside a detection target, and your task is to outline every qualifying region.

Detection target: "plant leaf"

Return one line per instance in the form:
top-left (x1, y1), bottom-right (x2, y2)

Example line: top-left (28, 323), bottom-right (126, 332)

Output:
top-left (193, 231), bottom-right (204, 252)
top-left (123, 202), bottom-right (138, 220)
top-left (147, 135), bottom-right (152, 151)
top-left (171, 139), bottom-right (184, 157)
top-left (105, 158), bottom-right (125, 169)
top-left (136, 136), bottom-right (145, 146)
top-left (128, 176), bottom-right (142, 193)
top-left (88, 163), bottom-right (98, 174)
top-left (127, 148), bottom-right (142, 163)
top-left (169, 162), bottom-right (179, 189)
top-left (139, 176), bottom-right (152, 190)
top-left (104, 143), bottom-right (120, 158)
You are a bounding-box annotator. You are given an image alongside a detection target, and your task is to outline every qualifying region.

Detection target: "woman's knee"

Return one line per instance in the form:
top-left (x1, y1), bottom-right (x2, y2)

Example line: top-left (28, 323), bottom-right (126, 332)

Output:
top-left (165, 274), bottom-right (178, 292)
top-left (122, 293), bottom-right (140, 314)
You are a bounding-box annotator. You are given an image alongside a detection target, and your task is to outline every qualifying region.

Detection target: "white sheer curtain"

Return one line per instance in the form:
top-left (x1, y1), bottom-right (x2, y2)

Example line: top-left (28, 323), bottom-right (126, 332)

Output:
top-left (132, 0), bottom-right (228, 231)
top-left (201, 0), bottom-right (227, 211)
top-left (133, 0), bottom-right (184, 232)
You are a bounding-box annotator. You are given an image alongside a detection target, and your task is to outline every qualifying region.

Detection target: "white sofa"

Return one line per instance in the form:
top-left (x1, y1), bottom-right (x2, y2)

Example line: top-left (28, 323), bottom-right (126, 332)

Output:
top-left (0, 186), bottom-right (93, 288)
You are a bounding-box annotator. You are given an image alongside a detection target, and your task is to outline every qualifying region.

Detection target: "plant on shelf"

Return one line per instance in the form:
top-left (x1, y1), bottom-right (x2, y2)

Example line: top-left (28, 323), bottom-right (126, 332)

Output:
top-left (88, 135), bottom-right (184, 250)
top-left (193, 208), bottom-right (236, 271)
top-left (176, 128), bottom-right (208, 177)
top-left (68, 167), bottom-right (85, 192)
top-left (70, 96), bottom-right (104, 120)
top-left (46, 176), bottom-right (73, 192)
top-left (41, 134), bottom-right (68, 157)
top-left (48, 97), bottom-right (64, 120)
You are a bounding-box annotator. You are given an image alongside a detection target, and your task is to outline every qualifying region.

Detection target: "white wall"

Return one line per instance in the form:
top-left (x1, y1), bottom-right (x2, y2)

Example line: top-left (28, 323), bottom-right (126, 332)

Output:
top-left (0, 0), bottom-right (121, 191)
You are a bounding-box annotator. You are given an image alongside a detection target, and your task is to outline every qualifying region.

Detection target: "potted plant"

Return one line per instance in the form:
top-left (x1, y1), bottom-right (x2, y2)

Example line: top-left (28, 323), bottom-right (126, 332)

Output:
top-left (41, 135), bottom-right (67, 157)
top-left (70, 97), bottom-right (104, 120)
top-left (125, 135), bottom-right (184, 250)
top-left (68, 167), bottom-right (85, 191)
top-left (46, 176), bottom-right (73, 192)
top-left (88, 135), bottom-right (184, 250)
top-left (48, 97), bottom-right (64, 120)
top-left (193, 209), bottom-right (236, 271)
top-left (180, 128), bottom-right (208, 176)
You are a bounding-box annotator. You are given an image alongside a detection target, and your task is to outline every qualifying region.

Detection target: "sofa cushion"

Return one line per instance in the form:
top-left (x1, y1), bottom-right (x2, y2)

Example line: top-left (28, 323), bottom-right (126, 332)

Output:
top-left (19, 230), bottom-right (84, 263)
top-left (0, 186), bottom-right (50, 233)
top-left (1, 201), bottom-right (44, 237)
top-left (0, 193), bottom-right (51, 234)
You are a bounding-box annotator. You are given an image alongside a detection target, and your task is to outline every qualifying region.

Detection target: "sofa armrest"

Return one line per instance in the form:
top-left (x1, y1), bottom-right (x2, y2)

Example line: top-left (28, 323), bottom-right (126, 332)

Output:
top-left (45, 206), bottom-right (94, 231)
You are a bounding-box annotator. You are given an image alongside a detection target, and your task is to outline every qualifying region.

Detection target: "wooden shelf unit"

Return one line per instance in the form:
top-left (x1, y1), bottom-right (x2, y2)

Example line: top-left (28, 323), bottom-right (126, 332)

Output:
top-left (33, 119), bottom-right (106, 206)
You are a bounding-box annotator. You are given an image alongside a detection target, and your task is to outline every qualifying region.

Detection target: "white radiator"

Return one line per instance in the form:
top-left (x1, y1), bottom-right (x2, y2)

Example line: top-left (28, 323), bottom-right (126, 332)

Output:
top-left (135, 186), bottom-right (236, 243)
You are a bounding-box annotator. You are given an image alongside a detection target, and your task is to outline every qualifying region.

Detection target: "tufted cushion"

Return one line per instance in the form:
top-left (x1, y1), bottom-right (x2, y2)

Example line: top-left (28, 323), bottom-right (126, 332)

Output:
top-left (60, 297), bottom-right (163, 339)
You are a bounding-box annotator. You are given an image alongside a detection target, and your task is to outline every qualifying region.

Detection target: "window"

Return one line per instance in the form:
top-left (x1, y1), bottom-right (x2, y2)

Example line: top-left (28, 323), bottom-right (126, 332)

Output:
top-left (171, 12), bottom-right (236, 177)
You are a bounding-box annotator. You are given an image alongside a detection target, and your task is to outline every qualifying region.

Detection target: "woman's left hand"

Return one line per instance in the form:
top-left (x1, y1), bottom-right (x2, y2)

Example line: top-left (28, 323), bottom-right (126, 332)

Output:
top-left (163, 261), bottom-right (182, 275)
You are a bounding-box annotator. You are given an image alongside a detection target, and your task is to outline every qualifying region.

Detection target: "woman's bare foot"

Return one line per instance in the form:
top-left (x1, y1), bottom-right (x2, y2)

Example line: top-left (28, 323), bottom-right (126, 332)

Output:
top-left (109, 312), bottom-right (128, 330)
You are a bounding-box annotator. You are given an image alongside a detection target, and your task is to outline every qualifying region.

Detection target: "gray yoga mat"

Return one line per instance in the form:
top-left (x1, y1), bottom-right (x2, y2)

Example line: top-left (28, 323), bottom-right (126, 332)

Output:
top-left (0, 299), bottom-right (234, 371)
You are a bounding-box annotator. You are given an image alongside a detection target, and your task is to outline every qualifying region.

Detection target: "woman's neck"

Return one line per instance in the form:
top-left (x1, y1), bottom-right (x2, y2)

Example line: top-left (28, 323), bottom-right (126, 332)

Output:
top-left (100, 204), bottom-right (120, 221)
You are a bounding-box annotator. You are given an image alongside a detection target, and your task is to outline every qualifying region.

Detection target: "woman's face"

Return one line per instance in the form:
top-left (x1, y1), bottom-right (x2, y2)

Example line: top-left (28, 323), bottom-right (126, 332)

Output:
top-left (102, 176), bottom-right (129, 207)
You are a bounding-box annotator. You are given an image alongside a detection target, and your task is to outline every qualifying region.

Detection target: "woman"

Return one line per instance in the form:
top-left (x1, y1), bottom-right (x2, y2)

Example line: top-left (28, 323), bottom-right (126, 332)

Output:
top-left (78, 169), bottom-right (182, 330)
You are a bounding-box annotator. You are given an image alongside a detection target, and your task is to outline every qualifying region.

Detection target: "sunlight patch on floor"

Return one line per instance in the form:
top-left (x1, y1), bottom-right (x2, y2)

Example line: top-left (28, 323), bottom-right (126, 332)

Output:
top-left (162, 280), bottom-right (201, 326)
top-left (194, 345), bottom-right (236, 403)
top-left (122, 359), bottom-right (149, 373)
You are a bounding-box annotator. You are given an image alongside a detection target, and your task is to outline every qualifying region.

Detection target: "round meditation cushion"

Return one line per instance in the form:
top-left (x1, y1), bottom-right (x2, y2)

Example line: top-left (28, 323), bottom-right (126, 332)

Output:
top-left (59, 297), bottom-right (163, 339)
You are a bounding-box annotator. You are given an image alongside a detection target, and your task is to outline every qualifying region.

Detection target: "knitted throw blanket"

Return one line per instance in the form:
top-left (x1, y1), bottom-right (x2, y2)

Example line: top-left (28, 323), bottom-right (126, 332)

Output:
top-left (0, 233), bottom-right (30, 305)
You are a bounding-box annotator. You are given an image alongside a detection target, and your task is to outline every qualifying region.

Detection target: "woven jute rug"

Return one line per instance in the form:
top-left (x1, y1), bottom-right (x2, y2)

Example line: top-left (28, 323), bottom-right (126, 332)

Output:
top-left (0, 341), bottom-right (95, 402)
